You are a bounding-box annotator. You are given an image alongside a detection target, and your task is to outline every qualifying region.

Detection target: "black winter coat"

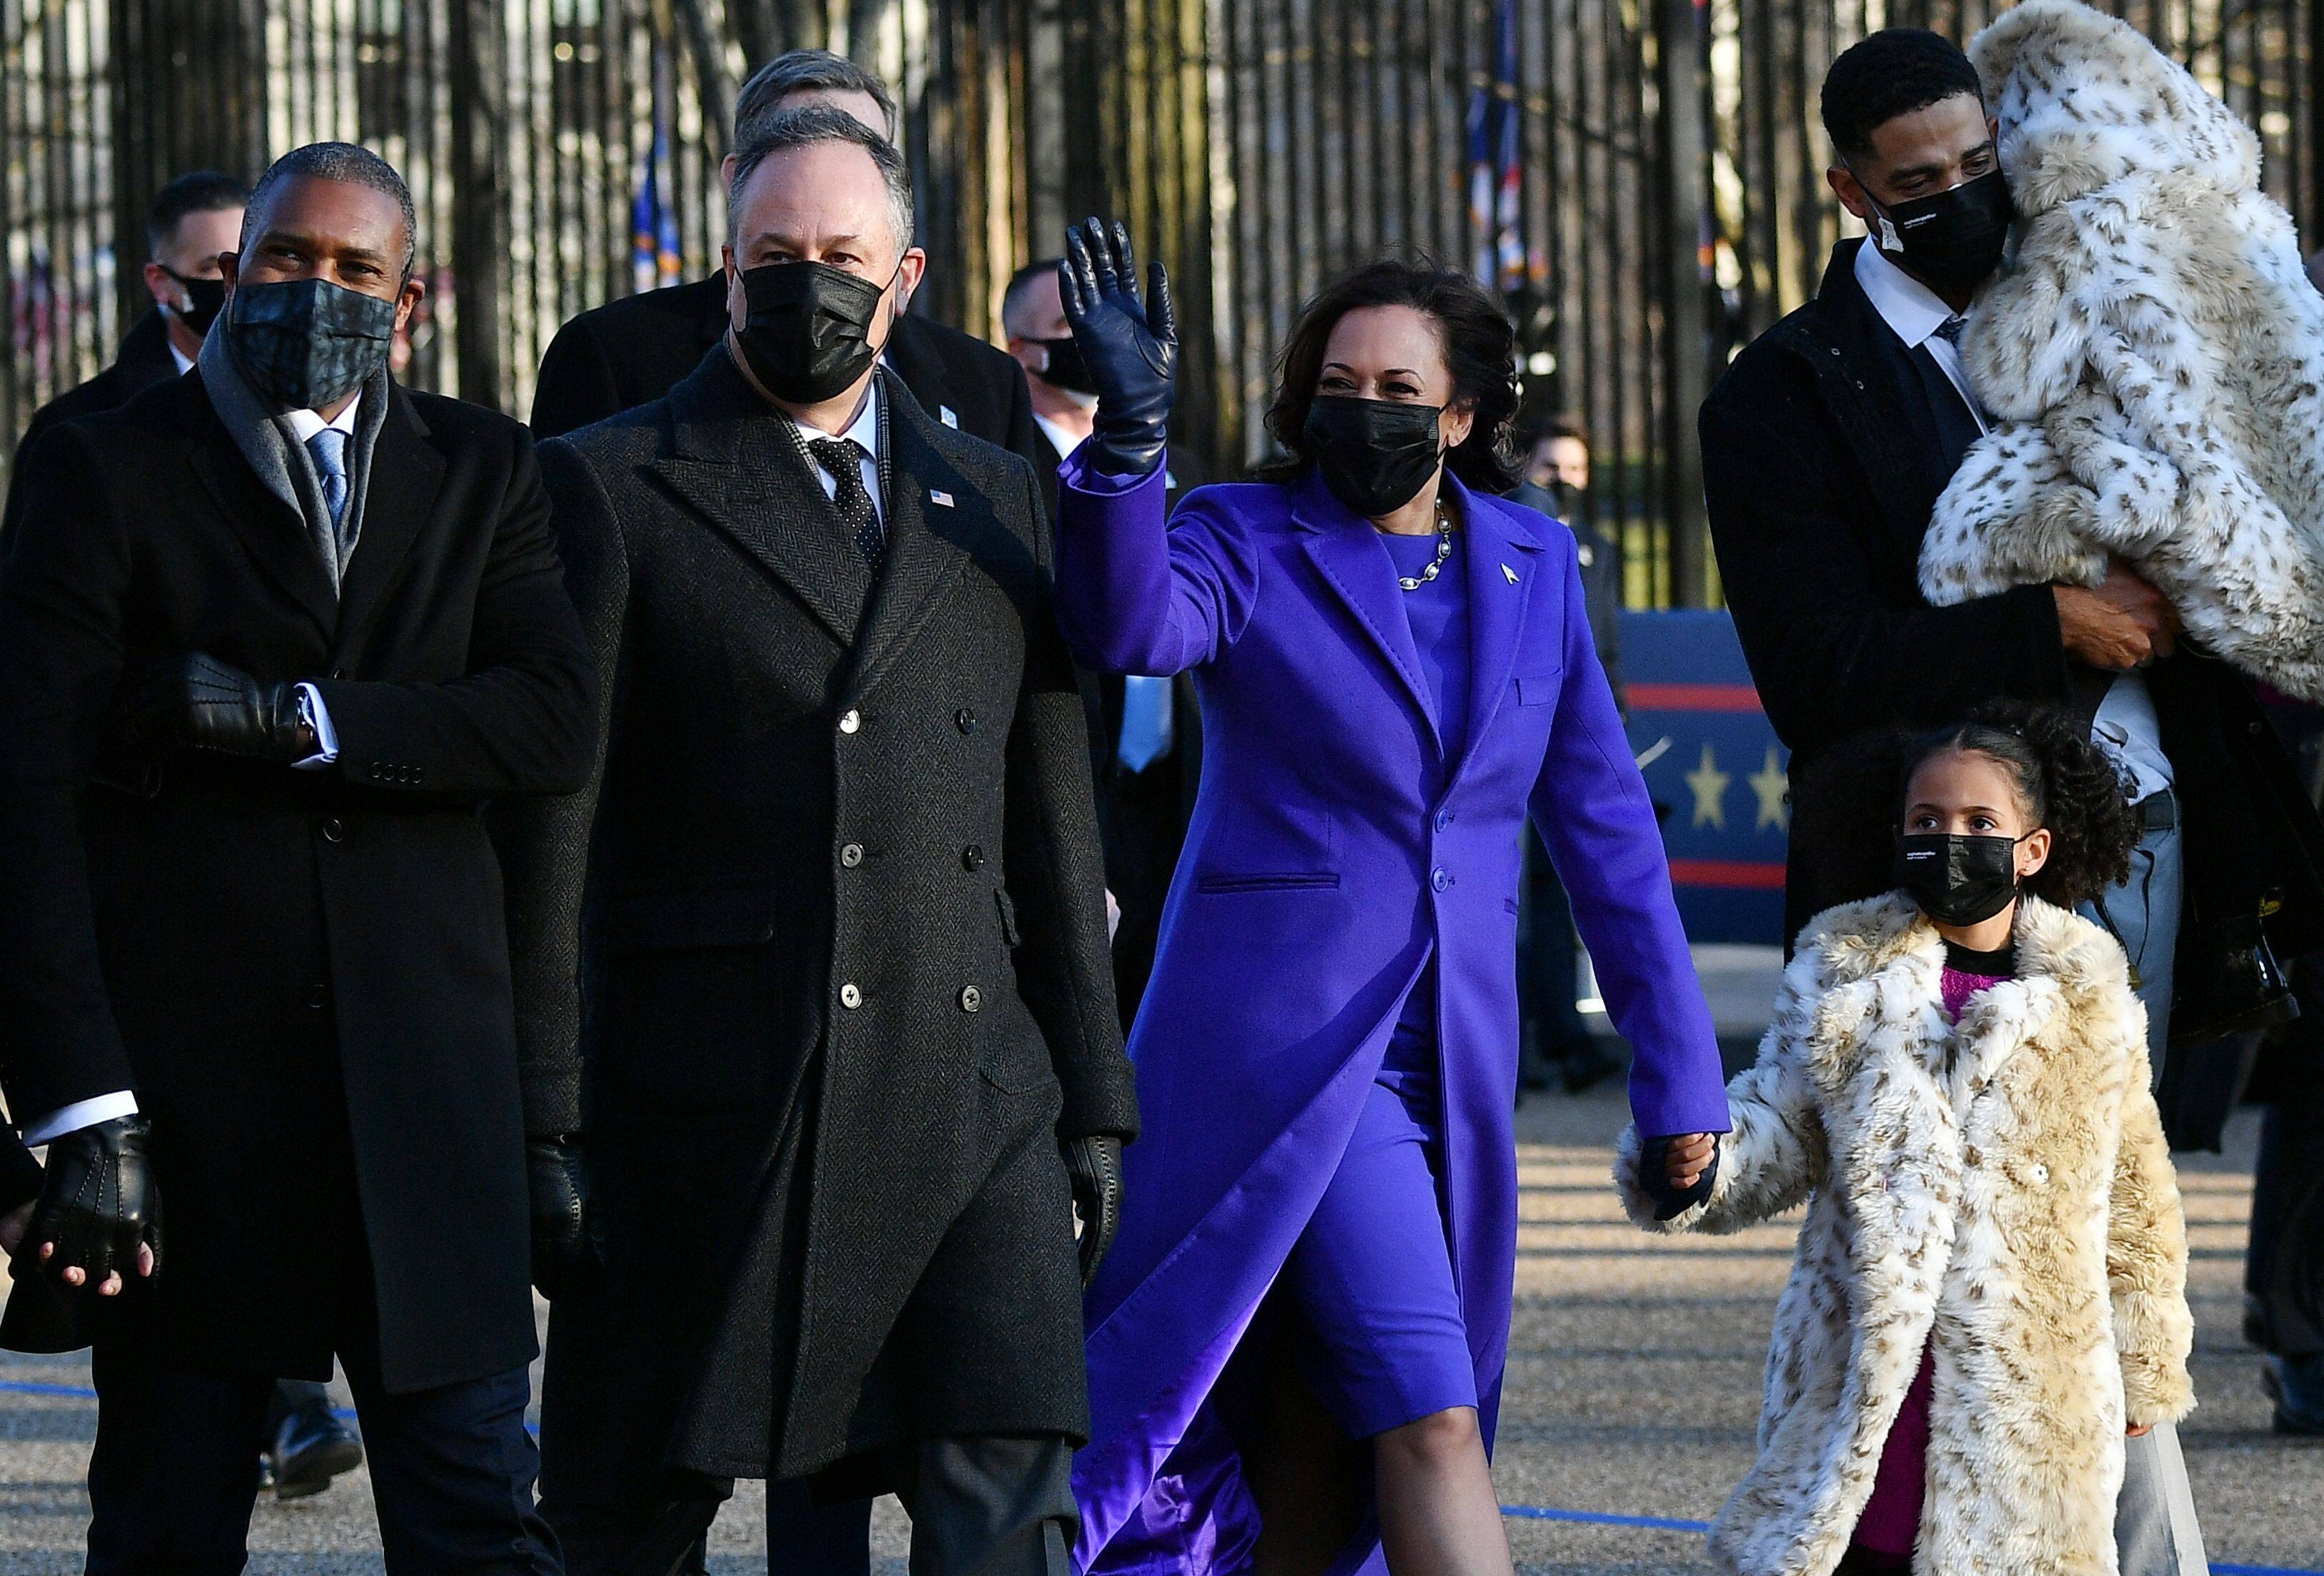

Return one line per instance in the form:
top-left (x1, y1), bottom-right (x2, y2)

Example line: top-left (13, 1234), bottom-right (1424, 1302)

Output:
top-left (501, 350), bottom-right (1133, 1486)
top-left (528, 272), bottom-right (1044, 471)
top-left (1703, 240), bottom-right (2324, 1010)
top-left (2, 310), bottom-right (182, 544)
top-left (0, 371), bottom-right (597, 1386)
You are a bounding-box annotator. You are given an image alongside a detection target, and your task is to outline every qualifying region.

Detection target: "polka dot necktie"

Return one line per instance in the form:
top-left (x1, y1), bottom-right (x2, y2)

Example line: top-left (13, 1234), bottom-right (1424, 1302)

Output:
top-left (807, 436), bottom-right (885, 567)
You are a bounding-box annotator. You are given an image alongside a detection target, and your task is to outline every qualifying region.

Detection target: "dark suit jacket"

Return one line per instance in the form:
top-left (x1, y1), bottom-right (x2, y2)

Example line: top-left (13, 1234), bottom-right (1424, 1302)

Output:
top-left (503, 351), bottom-right (1131, 1482)
top-left (0, 371), bottom-right (596, 1387)
top-left (1704, 239), bottom-right (2324, 976)
top-left (528, 272), bottom-right (1044, 471)
top-left (3, 310), bottom-right (183, 544)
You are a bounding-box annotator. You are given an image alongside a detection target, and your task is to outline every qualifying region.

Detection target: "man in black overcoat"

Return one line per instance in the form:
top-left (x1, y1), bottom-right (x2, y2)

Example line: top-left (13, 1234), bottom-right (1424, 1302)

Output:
top-left (1000, 257), bottom-right (1206, 1029)
top-left (0, 143), bottom-right (593, 1571)
top-left (530, 49), bottom-right (1041, 473)
top-left (1700, 30), bottom-right (2324, 1567)
top-left (1, 171), bottom-right (246, 545)
top-left (500, 108), bottom-right (1134, 1575)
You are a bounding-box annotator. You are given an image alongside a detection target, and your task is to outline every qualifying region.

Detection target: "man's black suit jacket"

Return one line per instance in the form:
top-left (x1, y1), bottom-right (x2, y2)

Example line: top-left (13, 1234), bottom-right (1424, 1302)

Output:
top-left (2, 310), bottom-right (182, 543)
top-left (0, 371), bottom-right (595, 1388)
top-left (504, 352), bottom-right (1131, 1483)
top-left (528, 271), bottom-right (1044, 470)
top-left (1703, 238), bottom-right (2324, 974)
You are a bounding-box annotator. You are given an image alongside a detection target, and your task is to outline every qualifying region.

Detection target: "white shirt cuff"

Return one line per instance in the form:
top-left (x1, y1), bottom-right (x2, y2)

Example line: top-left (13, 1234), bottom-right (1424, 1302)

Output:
top-left (22, 1091), bottom-right (140, 1146)
top-left (292, 682), bottom-right (339, 770)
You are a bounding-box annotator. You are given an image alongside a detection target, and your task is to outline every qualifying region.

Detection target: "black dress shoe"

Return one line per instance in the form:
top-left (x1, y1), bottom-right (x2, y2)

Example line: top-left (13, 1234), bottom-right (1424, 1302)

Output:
top-left (2262, 1353), bottom-right (2324, 1436)
top-left (269, 1402), bottom-right (364, 1500)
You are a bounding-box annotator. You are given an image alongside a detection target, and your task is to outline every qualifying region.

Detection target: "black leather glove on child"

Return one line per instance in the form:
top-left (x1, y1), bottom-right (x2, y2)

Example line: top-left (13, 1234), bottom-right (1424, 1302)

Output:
top-left (1640, 1132), bottom-right (1721, 1223)
top-left (1062, 1133), bottom-right (1125, 1287)
top-left (27, 1115), bottom-right (162, 1291)
top-left (1059, 218), bottom-right (1176, 478)
top-left (116, 652), bottom-right (309, 765)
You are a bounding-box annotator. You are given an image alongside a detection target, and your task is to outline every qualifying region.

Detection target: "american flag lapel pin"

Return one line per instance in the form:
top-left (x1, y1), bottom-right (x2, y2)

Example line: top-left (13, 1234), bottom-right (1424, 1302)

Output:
top-left (930, 489), bottom-right (956, 507)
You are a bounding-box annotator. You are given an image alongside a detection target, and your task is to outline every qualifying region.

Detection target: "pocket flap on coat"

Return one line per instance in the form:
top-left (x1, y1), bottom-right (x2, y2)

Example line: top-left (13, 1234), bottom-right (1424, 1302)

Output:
top-left (1516, 672), bottom-right (1562, 707)
top-left (604, 885), bottom-right (777, 953)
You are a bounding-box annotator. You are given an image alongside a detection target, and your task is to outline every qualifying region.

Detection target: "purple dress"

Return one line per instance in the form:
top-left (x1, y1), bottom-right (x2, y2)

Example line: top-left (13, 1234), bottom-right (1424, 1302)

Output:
top-left (1053, 455), bottom-right (1730, 1576)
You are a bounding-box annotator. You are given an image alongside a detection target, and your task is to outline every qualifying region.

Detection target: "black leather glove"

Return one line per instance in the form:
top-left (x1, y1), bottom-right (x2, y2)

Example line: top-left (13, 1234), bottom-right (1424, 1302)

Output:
top-left (527, 1134), bottom-right (602, 1299)
top-left (26, 1116), bottom-right (161, 1290)
top-left (1639, 1133), bottom-right (1720, 1222)
top-left (1062, 1133), bottom-right (1125, 1287)
top-left (116, 652), bottom-right (310, 765)
top-left (1059, 218), bottom-right (1176, 477)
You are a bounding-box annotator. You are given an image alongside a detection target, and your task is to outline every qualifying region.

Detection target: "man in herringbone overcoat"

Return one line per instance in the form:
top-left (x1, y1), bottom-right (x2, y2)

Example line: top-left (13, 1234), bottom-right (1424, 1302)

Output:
top-left (496, 108), bottom-right (1134, 1575)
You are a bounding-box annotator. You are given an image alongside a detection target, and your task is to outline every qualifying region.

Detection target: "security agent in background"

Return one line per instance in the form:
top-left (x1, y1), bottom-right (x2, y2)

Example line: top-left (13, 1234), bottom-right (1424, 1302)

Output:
top-left (1699, 29), bottom-right (2324, 1570)
top-left (500, 106), bottom-right (1132, 1576)
top-left (0, 141), bottom-right (593, 1571)
top-left (1002, 258), bottom-right (1206, 1026)
top-left (530, 48), bottom-right (1044, 473)
top-left (1, 171), bottom-right (247, 543)
top-left (1508, 420), bottom-right (1623, 1096)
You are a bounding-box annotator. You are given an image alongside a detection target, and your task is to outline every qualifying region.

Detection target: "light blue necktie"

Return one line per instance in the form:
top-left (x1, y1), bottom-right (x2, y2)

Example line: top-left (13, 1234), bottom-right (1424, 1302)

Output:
top-left (307, 428), bottom-right (350, 530)
top-left (1118, 675), bottom-right (1173, 774)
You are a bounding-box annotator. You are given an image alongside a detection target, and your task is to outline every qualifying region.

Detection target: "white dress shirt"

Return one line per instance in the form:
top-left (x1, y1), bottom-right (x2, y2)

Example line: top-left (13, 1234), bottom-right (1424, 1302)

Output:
top-left (787, 379), bottom-right (884, 525)
top-left (1854, 238), bottom-right (2173, 802)
top-left (23, 395), bottom-right (365, 1146)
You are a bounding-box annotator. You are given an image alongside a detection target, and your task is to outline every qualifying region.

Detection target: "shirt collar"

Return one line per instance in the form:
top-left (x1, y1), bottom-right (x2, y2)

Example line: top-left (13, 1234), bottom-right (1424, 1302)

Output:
top-left (786, 376), bottom-right (882, 457)
top-left (1031, 411), bottom-right (1083, 461)
top-left (168, 342), bottom-right (195, 377)
top-left (1854, 238), bottom-right (1958, 351)
top-left (282, 388), bottom-right (363, 444)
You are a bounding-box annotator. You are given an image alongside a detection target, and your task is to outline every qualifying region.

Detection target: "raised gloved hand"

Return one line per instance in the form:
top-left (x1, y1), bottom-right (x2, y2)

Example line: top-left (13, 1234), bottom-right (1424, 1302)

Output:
top-left (526, 1134), bottom-right (603, 1299)
top-left (1640, 1132), bottom-right (1721, 1223)
top-left (1059, 218), bottom-right (1176, 477)
top-left (27, 1116), bottom-right (161, 1293)
top-left (116, 652), bottom-right (310, 764)
top-left (1062, 1133), bottom-right (1124, 1286)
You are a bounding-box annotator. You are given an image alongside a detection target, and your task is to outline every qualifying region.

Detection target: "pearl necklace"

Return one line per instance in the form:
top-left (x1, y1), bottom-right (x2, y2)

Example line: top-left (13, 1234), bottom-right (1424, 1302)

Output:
top-left (1393, 497), bottom-right (1454, 592)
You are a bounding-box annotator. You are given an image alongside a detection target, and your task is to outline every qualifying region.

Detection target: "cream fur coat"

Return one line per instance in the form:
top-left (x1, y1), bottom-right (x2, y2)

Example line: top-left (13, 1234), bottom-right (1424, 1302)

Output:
top-left (1919, 0), bottom-right (2324, 699)
top-left (1615, 895), bottom-right (2193, 1576)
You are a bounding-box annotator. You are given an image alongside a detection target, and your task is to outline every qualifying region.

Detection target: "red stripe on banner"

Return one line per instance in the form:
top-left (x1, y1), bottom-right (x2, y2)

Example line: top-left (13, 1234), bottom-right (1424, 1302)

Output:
top-left (1669, 859), bottom-right (1787, 890)
top-left (1626, 682), bottom-right (1763, 712)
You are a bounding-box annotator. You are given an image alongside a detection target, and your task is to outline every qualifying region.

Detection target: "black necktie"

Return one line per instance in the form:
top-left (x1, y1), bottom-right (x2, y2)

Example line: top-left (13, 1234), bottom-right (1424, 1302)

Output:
top-left (808, 436), bottom-right (884, 566)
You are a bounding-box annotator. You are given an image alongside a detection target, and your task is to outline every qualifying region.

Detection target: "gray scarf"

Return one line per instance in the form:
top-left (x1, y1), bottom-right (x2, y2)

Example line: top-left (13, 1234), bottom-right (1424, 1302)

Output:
top-left (197, 323), bottom-right (388, 592)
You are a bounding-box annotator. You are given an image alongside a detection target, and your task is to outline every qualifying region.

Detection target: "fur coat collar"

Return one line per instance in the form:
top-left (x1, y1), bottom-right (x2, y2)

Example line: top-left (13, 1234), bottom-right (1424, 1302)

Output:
top-left (1617, 894), bottom-right (2194, 1576)
top-left (1919, 0), bottom-right (2324, 700)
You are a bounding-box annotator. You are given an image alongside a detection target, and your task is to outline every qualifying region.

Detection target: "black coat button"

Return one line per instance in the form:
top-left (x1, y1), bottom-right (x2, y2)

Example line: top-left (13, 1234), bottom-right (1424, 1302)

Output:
top-left (959, 985), bottom-right (983, 1012)
top-left (330, 668), bottom-right (348, 680)
top-left (306, 984), bottom-right (328, 1010)
top-left (321, 817), bottom-right (345, 843)
top-left (956, 708), bottom-right (976, 734)
top-left (961, 844), bottom-right (984, 872)
top-left (840, 842), bottom-right (864, 869)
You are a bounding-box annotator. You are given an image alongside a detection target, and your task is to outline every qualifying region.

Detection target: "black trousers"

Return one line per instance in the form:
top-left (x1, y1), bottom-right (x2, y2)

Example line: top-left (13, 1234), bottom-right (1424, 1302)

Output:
top-left (1098, 754), bottom-right (1188, 1033)
top-left (86, 1335), bottom-right (556, 1575)
top-left (553, 1435), bottom-right (1077, 1576)
top-left (2248, 1079), bottom-right (2324, 1358)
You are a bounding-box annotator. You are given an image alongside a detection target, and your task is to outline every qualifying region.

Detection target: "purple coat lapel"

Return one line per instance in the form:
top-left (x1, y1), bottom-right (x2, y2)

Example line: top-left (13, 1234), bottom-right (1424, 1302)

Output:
top-left (1292, 473), bottom-right (1441, 750)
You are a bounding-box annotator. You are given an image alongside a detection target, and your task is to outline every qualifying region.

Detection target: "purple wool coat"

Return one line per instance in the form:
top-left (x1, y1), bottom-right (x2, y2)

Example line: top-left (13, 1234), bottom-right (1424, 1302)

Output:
top-left (1055, 453), bottom-right (1729, 1576)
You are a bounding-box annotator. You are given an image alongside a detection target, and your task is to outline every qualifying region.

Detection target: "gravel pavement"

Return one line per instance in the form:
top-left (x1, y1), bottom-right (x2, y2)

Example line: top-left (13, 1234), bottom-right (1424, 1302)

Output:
top-left (0, 1086), bottom-right (2315, 1574)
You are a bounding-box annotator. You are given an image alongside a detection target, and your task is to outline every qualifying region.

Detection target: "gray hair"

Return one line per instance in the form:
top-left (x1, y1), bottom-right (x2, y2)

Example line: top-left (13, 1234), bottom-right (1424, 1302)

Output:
top-left (727, 106), bottom-right (915, 259)
top-left (735, 50), bottom-right (899, 144)
top-left (243, 141), bottom-right (416, 279)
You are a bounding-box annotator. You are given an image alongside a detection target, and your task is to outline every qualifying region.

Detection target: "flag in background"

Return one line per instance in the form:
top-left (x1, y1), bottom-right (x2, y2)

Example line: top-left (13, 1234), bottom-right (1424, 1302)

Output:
top-left (1465, 0), bottom-right (1524, 293)
top-left (631, 103), bottom-right (683, 293)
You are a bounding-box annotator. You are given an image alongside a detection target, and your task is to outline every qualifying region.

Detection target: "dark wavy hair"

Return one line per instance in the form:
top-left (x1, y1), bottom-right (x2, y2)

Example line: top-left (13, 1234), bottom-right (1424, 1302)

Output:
top-left (1254, 258), bottom-right (1520, 492)
top-left (1791, 699), bottom-right (2143, 911)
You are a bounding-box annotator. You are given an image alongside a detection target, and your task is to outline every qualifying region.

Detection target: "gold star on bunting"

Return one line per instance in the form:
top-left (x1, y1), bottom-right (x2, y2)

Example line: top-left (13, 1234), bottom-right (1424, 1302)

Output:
top-left (1750, 746), bottom-right (1789, 831)
top-left (1686, 743), bottom-right (1731, 830)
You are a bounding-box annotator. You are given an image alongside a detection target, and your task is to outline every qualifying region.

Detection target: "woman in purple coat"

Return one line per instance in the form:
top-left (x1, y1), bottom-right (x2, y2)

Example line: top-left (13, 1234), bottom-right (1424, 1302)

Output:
top-left (1053, 223), bottom-right (1730, 1576)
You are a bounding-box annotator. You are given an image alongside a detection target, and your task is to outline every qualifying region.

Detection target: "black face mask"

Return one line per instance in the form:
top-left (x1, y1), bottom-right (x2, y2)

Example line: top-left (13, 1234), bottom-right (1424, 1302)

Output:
top-left (1303, 395), bottom-right (1445, 519)
top-left (733, 258), bottom-right (896, 404)
top-left (1894, 831), bottom-right (2028, 927)
top-left (160, 267), bottom-right (226, 336)
top-left (1030, 335), bottom-right (1098, 396)
top-left (226, 278), bottom-right (398, 412)
top-left (1863, 168), bottom-right (2015, 298)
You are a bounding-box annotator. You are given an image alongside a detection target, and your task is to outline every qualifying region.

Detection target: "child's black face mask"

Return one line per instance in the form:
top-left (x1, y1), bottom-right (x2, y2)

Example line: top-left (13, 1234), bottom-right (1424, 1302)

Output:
top-left (1894, 832), bottom-right (2027, 926)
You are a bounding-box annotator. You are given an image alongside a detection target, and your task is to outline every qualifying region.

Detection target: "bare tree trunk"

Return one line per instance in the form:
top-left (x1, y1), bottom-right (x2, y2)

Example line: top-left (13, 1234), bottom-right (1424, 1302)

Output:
top-left (448, 0), bottom-right (507, 408)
